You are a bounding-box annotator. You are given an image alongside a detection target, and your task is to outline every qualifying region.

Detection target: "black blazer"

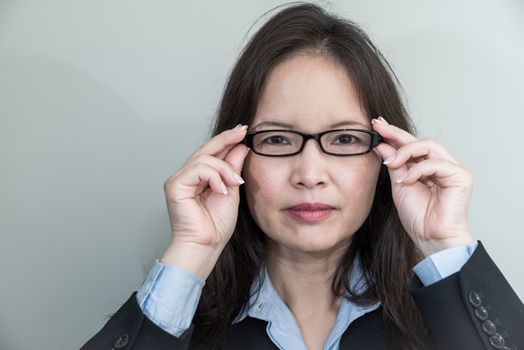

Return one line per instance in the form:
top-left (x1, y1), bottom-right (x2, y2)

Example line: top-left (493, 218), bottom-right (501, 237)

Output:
top-left (80, 241), bottom-right (524, 349)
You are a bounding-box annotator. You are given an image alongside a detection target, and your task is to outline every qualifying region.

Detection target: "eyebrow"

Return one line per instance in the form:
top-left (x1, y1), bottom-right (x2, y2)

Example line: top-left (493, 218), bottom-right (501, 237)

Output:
top-left (252, 120), bottom-right (369, 130)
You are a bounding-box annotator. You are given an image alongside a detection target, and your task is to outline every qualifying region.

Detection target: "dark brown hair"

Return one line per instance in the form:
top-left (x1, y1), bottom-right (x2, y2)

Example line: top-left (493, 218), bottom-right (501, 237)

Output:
top-left (190, 2), bottom-right (434, 349)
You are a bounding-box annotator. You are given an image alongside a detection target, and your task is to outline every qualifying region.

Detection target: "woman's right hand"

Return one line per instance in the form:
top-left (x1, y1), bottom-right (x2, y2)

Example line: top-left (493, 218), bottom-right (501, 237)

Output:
top-left (162, 124), bottom-right (250, 252)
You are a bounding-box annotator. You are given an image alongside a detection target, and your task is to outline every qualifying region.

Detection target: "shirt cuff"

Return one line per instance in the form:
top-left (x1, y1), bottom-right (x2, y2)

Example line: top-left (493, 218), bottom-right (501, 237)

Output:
top-left (136, 259), bottom-right (205, 337)
top-left (413, 240), bottom-right (479, 287)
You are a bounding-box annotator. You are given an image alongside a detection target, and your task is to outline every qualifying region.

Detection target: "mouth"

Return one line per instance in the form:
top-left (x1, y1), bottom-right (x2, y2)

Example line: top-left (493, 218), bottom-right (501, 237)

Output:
top-left (285, 202), bottom-right (335, 211)
top-left (284, 202), bottom-right (335, 222)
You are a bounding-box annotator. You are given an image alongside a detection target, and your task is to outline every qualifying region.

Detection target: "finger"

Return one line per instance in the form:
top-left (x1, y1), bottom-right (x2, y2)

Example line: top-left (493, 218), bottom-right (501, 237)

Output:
top-left (168, 163), bottom-right (230, 200)
top-left (371, 117), bottom-right (418, 148)
top-left (215, 133), bottom-right (246, 160)
top-left (373, 142), bottom-right (408, 187)
top-left (383, 138), bottom-right (460, 168)
top-left (398, 158), bottom-right (471, 187)
top-left (224, 143), bottom-right (250, 179)
top-left (200, 166), bottom-right (230, 196)
top-left (190, 124), bottom-right (248, 161)
top-left (189, 153), bottom-right (247, 187)
top-left (421, 177), bottom-right (437, 188)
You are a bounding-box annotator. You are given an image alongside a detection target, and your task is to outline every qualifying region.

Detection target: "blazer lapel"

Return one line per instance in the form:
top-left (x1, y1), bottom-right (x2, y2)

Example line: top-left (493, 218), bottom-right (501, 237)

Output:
top-left (220, 307), bottom-right (391, 350)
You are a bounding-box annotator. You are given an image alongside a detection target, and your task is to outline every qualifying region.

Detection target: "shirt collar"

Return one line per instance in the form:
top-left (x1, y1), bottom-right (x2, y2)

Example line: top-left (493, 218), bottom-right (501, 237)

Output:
top-left (231, 251), bottom-right (380, 325)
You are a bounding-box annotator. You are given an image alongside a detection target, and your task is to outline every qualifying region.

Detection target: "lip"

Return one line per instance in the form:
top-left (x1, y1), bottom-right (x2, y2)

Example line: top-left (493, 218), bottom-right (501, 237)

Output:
top-left (284, 202), bottom-right (335, 223)
top-left (285, 202), bottom-right (334, 211)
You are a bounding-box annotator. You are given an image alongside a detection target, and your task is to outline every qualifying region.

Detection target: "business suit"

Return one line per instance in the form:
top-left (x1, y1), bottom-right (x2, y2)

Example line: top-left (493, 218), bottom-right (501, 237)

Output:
top-left (80, 241), bottom-right (524, 349)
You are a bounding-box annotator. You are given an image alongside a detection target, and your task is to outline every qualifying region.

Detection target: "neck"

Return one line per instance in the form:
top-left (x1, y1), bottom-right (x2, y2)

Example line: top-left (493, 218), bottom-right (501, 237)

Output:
top-left (265, 239), bottom-right (350, 316)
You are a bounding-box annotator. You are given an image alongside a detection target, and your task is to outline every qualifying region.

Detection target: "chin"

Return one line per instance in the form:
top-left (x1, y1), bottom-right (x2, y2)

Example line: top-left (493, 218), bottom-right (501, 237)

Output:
top-left (276, 232), bottom-right (351, 255)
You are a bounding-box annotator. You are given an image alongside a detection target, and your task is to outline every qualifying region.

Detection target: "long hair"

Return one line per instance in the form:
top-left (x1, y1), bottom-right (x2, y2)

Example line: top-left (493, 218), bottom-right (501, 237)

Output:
top-left (190, 2), bottom-right (434, 349)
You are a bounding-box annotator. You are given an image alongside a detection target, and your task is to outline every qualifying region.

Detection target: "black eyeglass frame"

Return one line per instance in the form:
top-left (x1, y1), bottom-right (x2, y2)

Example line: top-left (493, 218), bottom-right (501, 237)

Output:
top-left (243, 128), bottom-right (384, 157)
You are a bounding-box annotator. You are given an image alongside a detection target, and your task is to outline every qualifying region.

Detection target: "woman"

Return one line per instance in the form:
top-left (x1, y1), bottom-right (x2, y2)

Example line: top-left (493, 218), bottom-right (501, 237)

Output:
top-left (81, 3), bottom-right (523, 350)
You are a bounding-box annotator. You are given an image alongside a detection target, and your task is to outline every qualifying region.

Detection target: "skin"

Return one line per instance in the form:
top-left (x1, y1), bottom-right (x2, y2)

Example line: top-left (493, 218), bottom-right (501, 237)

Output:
top-left (162, 51), bottom-right (475, 350)
top-left (243, 53), bottom-right (383, 349)
top-left (372, 117), bottom-right (475, 257)
top-left (239, 53), bottom-right (475, 349)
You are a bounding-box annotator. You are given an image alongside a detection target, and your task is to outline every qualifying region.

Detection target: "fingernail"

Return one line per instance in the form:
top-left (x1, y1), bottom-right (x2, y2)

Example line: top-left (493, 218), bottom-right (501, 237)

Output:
top-left (383, 155), bottom-right (395, 165)
top-left (221, 182), bottom-right (228, 195)
top-left (234, 124), bottom-right (248, 132)
top-left (233, 172), bottom-right (245, 184)
top-left (396, 173), bottom-right (407, 184)
top-left (378, 116), bottom-right (388, 124)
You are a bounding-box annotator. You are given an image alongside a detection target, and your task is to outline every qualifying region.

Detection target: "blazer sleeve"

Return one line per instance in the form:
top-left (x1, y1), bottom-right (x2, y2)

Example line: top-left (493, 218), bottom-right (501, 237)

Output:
top-left (79, 292), bottom-right (195, 350)
top-left (409, 240), bottom-right (524, 350)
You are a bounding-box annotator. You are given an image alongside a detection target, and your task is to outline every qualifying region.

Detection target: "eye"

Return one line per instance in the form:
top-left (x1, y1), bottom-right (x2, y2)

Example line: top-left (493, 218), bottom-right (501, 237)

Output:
top-left (262, 135), bottom-right (290, 145)
top-left (333, 134), bottom-right (360, 144)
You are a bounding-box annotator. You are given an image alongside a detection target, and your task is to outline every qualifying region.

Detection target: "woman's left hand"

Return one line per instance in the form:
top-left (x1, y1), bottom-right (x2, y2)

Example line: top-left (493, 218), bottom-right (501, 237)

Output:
top-left (371, 117), bottom-right (475, 257)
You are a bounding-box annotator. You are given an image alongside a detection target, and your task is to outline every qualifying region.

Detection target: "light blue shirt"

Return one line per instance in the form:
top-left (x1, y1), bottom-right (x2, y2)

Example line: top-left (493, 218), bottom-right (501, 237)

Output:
top-left (136, 240), bottom-right (478, 350)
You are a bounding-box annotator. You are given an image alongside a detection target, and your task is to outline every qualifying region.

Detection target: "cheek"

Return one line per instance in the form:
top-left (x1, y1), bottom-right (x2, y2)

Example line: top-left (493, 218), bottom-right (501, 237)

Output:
top-left (346, 160), bottom-right (382, 207)
top-left (242, 154), bottom-right (382, 228)
top-left (242, 155), bottom-right (284, 219)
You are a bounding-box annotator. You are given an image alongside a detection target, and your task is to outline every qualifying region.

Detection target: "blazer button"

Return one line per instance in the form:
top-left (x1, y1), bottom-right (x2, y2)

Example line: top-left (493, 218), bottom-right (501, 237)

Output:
top-left (113, 334), bottom-right (129, 349)
top-left (488, 333), bottom-right (505, 349)
top-left (468, 290), bottom-right (482, 307)
top-left (482, 320), bottom-right (497, 335)
top-left (474, 306), bottom-right (489, 321)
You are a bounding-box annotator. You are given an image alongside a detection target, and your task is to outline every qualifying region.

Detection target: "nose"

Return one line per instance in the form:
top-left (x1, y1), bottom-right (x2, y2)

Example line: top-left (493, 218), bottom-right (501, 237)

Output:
top-left (290, 138), bottom-right (329, 189)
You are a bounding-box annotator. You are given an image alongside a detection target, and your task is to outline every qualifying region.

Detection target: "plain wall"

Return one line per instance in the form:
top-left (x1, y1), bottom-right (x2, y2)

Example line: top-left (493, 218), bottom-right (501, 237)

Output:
top-left (1, 1), bottom-right (523, 349)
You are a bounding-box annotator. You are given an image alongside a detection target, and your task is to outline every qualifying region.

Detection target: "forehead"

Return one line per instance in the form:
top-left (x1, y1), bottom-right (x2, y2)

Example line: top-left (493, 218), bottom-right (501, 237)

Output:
top-left (252, 119), bottom-right (369, 131)
top-left (252, 53), bottom-right (369, 130)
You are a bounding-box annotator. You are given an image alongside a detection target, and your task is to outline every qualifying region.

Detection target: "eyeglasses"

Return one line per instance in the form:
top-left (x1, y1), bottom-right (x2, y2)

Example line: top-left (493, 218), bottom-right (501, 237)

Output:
top-left (243, 129), bottom-right (383, 157)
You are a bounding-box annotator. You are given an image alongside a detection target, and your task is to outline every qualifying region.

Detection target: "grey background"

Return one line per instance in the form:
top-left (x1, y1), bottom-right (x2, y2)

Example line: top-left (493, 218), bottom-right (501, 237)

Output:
top-left (1, 1), bottom-right (523, 349)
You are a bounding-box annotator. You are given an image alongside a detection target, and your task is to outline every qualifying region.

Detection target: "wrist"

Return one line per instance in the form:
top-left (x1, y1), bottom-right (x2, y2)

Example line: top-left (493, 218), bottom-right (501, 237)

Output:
top-left (160, 240), bottom-right (225, 280)
top-left (418, 235), bottom-right (475, 258)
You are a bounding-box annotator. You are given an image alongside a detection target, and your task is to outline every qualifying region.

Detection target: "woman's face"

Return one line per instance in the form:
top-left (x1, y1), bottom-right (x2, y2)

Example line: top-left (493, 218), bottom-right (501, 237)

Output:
top-left (243, 53), bottom-right (382, 256)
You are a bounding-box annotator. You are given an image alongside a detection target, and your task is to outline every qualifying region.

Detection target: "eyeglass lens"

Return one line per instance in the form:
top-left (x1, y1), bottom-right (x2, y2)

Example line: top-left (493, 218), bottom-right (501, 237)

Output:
top-left (252, 130), bottom-right (373, 155)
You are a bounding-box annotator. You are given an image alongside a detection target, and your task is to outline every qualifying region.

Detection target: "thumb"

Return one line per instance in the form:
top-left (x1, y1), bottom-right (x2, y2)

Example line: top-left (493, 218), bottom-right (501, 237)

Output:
top-left (374, 143), bottom-right (408, 186)
top-left (224, 143), bottom-right (250, 177)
